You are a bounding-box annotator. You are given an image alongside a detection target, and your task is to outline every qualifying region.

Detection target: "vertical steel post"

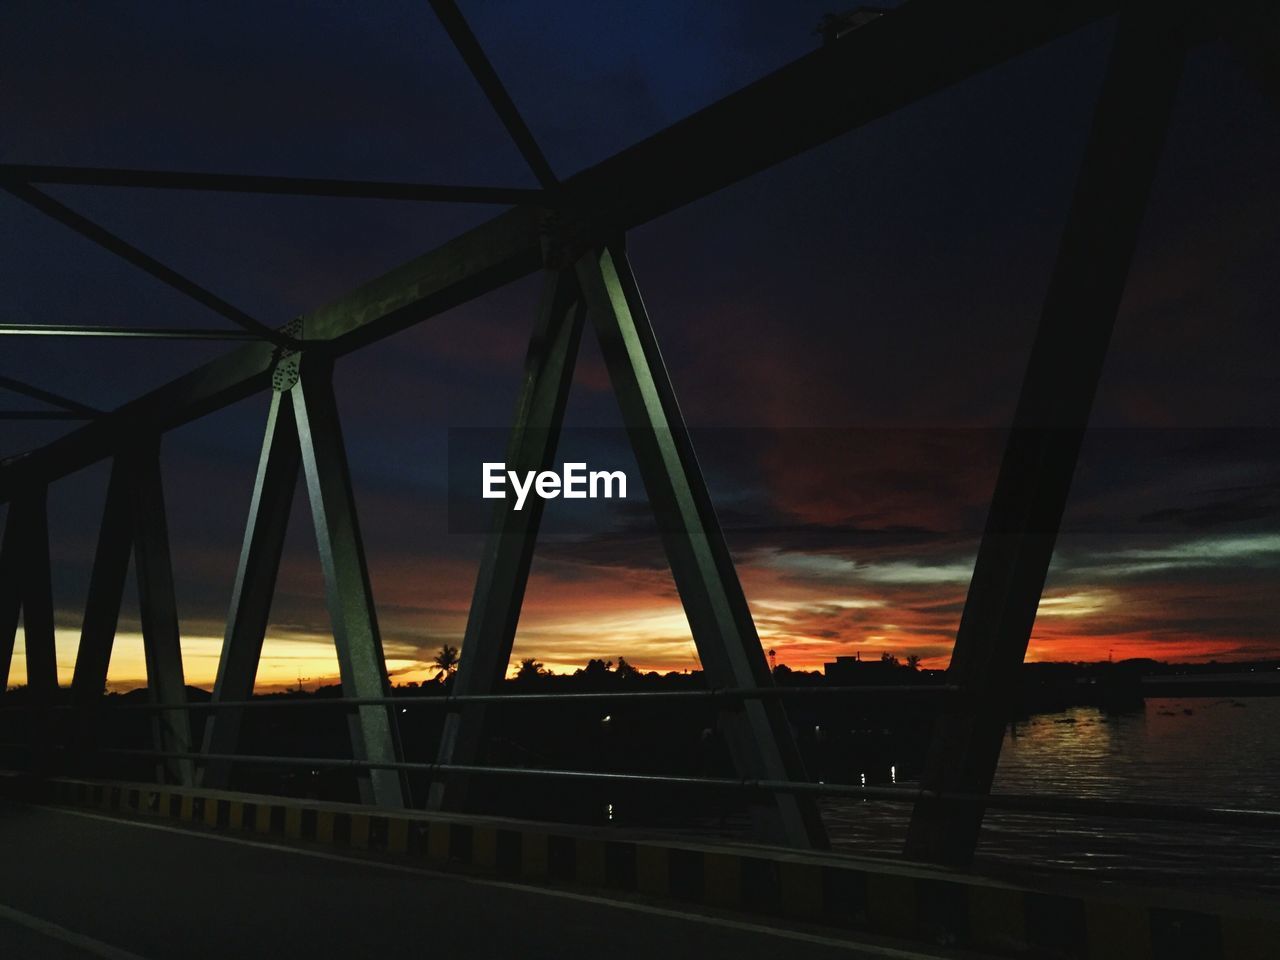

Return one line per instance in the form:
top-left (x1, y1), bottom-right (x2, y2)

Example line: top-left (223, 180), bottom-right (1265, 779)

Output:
top-left (70, 457), bottom-right (134, 705)
top-left (0, 505), bottom-right (22, 695)
top-left (575, 241), bottom-right (827, 849)
top-left (292, 358), bottom-right (406, 808)
top-left (199, 392), bottom-right (301, 789)
top-left (18, 488), bottom-right (59, 696)
top-left (429, 268), bottom-right (586, 811)
top-left (130, 443), bottom-right (194, 786)
top-left (0, 489), bottom-right (58, 696)
top-left (69, 446), bottom-right (193, 783)
top-left (904, 7), bottom-right (1187, 866)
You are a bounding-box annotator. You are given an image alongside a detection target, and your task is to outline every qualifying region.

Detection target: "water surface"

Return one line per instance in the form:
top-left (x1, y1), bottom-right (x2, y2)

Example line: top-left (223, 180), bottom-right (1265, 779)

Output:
top-left (822, 697), bottom-right (1280, 895)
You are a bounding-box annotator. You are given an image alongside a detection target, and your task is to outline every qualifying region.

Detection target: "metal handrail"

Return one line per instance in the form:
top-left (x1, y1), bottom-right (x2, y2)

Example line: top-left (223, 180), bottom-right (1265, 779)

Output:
top-left (0, 683), bottom-right (959, 713)
top-left (11, 678), bottom-right (1268, 836)
top-left (11, 743), bottom-right (1278, 833)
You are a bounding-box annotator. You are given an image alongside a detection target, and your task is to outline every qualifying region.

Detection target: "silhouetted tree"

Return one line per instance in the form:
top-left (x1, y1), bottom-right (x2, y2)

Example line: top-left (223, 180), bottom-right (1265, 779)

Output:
top-left (579, 658), bottom-right (614, 677)
top-left (516, 657), bottom-right (545, 679)
top-left (615, 657), bottom-right (640, 679)
top-left (432, 644), bottom-right (460, 681)
top-left (906, 654), bottom-right (921, 671)
top-left (880, 652), bottom-right (900, 666)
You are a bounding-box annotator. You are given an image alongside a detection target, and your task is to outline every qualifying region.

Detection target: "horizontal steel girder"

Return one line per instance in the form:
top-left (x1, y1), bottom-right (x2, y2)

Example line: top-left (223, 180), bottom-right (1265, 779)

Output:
top-left (0, 164), bottom-right (542, 205)
top-left (0, 324), bottom-right (260, 340)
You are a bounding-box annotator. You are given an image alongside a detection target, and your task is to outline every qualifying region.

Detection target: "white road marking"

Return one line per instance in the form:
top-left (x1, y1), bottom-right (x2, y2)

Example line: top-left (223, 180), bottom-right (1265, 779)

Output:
top-left (0, 902), bottom-right (152, 960)
top-left (41, 805), bottom-right (951, 959)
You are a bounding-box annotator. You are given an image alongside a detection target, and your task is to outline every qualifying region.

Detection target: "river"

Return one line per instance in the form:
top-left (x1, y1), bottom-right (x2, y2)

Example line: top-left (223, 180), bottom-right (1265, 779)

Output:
top-left (821, 697), bottom-right (1280, 896)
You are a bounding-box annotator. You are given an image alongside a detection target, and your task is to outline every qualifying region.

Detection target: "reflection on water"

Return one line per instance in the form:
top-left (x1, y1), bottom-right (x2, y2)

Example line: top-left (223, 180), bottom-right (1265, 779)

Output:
top-left (822, 697), bottom-right (1280, 895)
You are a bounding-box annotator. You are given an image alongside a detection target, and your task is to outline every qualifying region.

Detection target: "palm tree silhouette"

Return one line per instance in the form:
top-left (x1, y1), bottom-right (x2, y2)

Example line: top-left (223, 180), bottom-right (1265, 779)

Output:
top-left (432, 644), bottom-right (460, 681)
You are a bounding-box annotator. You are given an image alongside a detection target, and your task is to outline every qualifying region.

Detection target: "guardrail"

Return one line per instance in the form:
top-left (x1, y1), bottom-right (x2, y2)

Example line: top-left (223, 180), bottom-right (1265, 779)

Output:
top-left (0, 683), bottom-right (959, 712)
top-left (2, 675), bottom-right (1277, 837)
top-left (75, 748), bottom-right (1280, 832)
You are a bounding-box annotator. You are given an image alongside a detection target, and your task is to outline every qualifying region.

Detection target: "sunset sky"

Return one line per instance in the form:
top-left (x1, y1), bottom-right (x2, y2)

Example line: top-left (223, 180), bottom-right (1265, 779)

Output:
top-left (3, 1), bottom-right (1278, 691)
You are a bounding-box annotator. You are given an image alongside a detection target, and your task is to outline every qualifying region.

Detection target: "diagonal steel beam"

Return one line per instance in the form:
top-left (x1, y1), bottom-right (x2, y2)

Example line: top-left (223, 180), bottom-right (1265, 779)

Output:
top-left (0, 374), bottom-right (102, 418)
top-left (200, 391), bottom-right (301, 789)
top-left (429, 267), bottom-right (586, 812)
top-left (0, 164), bottom-right (543, 205)
top-left (0, 488), bottom-right (58, 696)
top-left (67, 444), bottom-right (194, 783)
top-left (558, 0), bottom-right (1118, 229)
top-left (427, 0), bottom-right (559, 189)
top-left (0, 506), bottom-right (20, 694)
top-left (575, 241), bottom-right (827, 849)
top-left (15, 488), bottom-right (58, 696)
top-left (129, 442), bottom-right (195, 786)
top-left (0, 205), bottom-right (543, 498)
top-left (70, 456), bottom-right (135, 706)
top-left (903, 3), bottom-right (1188, 866)
top-left (3, 182), bottom-right (296, 348)
top-left (291, 358), bottom-right (407, 807)
top-left (200, 378), bottom-right (405, 806)
top-left (0, 0), bottom-right (1124, 500)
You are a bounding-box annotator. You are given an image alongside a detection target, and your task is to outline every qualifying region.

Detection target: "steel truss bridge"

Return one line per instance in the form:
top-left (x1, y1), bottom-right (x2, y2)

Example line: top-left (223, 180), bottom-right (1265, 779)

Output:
top-left (1, 2), bottom-right (1279, 955)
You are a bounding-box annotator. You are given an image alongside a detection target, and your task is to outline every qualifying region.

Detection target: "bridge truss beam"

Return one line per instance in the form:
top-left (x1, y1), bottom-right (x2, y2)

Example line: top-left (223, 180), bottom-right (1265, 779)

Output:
top-left (69, 442), bottom-right (194, 786)
top-left (198, 392), bottom-right (301, 791)
top-left (199, 359), bottom-right (407, 808)
top-left (0, 0), bottom-right (1123, 500)
top-left (0, 487), bottom-right (58, 696)
top-left (903, 2), bottom-right (1189, 865)
top-left (430, 249), bottom-right (827, 848)
top-left (0, 163), bottom-right (541, 206)
top-left (1, 183), bottom-right (294, 348)
top-left (576, 243), bottom-right (827, 848)
top-left (428, 267), bottom-right (585, 813)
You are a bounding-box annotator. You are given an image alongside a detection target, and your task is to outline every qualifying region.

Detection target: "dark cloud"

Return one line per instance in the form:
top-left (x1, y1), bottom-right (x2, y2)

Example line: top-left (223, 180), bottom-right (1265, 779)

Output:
top-left (1139, 481), bottom-right (1280, 529)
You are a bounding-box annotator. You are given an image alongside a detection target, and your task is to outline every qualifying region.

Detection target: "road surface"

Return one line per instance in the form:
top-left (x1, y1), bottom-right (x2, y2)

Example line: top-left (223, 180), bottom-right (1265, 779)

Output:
top-left (0, 800), bottom-right (963, 960)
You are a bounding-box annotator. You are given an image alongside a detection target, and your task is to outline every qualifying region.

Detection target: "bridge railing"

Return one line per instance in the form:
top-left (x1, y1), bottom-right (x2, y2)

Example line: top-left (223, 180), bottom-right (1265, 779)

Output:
top-left (0, 683), bottom-right (958, 711)
top-left (4, 684), bottom-right (1279, 838)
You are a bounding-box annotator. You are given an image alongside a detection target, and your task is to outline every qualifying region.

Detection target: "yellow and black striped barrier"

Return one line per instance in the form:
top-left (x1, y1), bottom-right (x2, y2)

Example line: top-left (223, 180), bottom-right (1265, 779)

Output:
top-left (1, 772), bottom-right (1273, 959)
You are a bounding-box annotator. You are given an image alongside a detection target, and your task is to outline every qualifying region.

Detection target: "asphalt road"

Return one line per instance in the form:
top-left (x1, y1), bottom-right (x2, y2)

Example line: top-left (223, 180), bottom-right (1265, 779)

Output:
top-left (0, 800), bottom-right (959, 960)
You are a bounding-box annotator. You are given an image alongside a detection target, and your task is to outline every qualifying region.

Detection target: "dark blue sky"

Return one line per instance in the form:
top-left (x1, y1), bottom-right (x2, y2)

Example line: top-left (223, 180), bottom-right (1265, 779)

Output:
top-left (3, 2), bottom-right (1279, 685)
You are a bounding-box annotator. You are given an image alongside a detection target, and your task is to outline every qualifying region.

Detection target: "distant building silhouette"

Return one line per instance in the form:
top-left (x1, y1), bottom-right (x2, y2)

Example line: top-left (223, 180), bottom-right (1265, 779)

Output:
top-left (823, 655), bottom-right (906, 683)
